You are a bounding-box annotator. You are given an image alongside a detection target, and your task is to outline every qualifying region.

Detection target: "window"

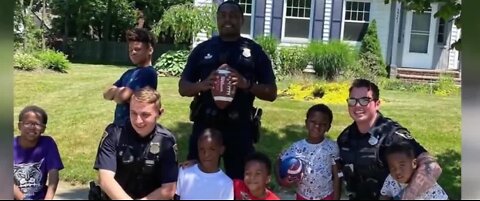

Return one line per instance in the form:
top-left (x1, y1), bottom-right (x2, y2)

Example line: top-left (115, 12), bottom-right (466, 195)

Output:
top-left (283, 0), bottom-right (312, 39)
top-left (343, 1), bottom-right (370, 41)
top-left (437, 18), bottom-right (446, 44)
top-left (239, 0), bottom-right (253, 36)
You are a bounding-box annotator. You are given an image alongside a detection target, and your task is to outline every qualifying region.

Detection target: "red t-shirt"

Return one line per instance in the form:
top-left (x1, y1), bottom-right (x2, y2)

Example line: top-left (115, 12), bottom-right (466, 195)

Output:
top-left (234, 179), bottom-right (280, 200)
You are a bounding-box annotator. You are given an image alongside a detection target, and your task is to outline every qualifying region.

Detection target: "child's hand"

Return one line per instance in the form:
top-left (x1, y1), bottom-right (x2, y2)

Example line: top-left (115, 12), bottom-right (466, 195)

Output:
top-left (280, 174), bottom-right (302, 188)
top-left (179, 160), bottom-right (197, 169)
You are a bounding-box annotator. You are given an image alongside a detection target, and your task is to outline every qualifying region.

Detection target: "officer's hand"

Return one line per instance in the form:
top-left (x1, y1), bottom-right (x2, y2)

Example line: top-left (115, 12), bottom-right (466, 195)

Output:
top-left (179, 159), bottom-right (198, 169)
top-left (198, 71), bottom-right (218, 92)
top-left (228, 68), bottom-right (249, 89)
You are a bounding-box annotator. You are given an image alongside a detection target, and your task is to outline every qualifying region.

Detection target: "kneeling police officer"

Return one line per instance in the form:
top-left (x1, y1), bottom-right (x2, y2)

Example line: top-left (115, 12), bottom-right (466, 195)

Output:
top-left (90, 87), bottom-right (178, 200)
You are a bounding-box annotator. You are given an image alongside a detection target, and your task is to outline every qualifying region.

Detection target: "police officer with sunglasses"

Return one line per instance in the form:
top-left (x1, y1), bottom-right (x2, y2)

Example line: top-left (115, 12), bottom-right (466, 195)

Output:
top-left (337, 79), bottom-right (443, 200)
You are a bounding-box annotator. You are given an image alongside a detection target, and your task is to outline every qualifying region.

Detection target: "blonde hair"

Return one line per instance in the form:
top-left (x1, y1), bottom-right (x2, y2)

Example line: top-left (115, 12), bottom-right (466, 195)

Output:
top-left (131, 86), bottom-right (162, 109)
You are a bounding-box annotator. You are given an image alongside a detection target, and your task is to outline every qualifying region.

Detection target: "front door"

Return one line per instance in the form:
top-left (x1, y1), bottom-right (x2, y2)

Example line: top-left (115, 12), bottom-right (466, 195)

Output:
top-left (401, 4), bottom-right (438, 69)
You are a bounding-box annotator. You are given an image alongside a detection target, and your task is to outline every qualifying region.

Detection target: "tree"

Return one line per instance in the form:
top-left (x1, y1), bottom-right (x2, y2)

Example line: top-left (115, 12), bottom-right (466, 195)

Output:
top-left (385, 0), bottom-right (461, 50)
top-left (133, 0), bottom-right (191, 29)
top-left (14, 0), bottom-right (44, 52)
top-left (152, 2), bottom-right (217, 45)
top-left (359, 20), bottom-right (387, 77)
top-left (50, 0), bottom-right (137, 41)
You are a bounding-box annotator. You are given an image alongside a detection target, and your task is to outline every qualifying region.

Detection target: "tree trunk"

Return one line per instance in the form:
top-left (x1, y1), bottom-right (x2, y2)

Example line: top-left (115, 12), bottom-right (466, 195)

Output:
top-left (41, 0), bottom-right (46, 50)
top-left (62, 0), bottom-right (69, 52)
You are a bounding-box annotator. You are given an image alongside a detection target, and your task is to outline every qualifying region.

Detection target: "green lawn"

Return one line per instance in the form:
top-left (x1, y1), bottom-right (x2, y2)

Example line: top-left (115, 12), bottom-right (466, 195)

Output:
top-left (14, 64), bottom-right (461, 199)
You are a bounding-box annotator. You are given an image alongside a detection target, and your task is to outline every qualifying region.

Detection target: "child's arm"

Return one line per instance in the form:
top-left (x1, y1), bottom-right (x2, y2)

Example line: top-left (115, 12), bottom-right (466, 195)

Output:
top-left (274, 157), bottom-right (297, 188)
top-left (332, 162), bottom-right (341, 200)
top-left (113, 87), bottom-right (132, 104)
top-left (14, 184), bottom-right (24, 200)
top-left (44, 169), bottom-right (60, 200)
top-left (103, 86), bottom-right (119, 100)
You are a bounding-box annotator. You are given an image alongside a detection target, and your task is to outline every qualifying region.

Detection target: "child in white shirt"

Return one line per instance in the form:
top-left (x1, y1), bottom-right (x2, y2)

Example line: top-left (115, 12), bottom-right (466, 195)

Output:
top-left (175, 128), bottom-right (233, 200)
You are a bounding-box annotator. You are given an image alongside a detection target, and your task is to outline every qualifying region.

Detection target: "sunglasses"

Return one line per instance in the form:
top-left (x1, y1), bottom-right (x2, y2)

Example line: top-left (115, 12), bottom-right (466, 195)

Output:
top-left (346, 97), bottom-right (376, 107)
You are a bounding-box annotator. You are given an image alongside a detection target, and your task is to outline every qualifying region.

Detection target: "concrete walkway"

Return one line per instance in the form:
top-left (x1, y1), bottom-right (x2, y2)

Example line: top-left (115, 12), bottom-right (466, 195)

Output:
top-left (54, 181), bottom-right (89, 200)
top-left (54, 181), bottom-right (349, 200)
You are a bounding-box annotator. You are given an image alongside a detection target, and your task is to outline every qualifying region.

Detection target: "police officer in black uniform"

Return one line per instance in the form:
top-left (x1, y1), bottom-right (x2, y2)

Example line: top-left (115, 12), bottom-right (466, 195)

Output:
top-left (92, 87), bottom-right (178, 200)
top-left (337, 79), bottom-right (442, 200)
top-left (178, 0), bottom-right (277, 179)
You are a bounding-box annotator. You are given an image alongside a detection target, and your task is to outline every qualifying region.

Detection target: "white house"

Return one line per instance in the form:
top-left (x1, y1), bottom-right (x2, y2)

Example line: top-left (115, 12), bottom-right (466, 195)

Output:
top-left (194, 0), bottom-right (461, 71)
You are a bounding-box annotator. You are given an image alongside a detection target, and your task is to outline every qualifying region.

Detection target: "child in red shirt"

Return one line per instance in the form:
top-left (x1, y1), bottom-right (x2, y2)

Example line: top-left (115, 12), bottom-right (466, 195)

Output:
top-left (234, 152), bottom-right (280, 200)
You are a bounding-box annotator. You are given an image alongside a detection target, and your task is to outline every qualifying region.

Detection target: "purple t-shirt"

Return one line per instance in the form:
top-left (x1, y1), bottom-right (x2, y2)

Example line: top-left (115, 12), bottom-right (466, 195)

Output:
top-left (14, 136), bottom-right (64, 200)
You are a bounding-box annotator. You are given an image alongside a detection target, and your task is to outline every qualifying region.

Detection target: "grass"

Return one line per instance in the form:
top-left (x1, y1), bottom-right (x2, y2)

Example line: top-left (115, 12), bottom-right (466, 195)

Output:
top-left (14, 64), bottom-right (461, 199)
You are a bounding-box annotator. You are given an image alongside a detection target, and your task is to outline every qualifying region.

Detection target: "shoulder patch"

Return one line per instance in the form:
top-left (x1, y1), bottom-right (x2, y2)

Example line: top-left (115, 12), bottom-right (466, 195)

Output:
top-left (173, 143), bottom-right (178, 162)
top-left (395, 129), bottom-right (413, 140)
top-left (100, 130), bottom-right (109, 146)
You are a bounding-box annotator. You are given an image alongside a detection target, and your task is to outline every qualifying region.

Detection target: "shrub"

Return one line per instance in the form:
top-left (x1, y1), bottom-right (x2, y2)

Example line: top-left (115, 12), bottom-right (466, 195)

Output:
top-left (434, 74), bottom-right (460, 96)
top-left (277, 46), bottom-right (309, 75)
top-left (359, 20), bottom-right (387, 78)
top-left (13, 52), bottom-right (42, 71)
top-left (255, 35), bottom-right (278, 61)
top-left (378, 78), bottom-right (432, 93)
top-left (36, 49), bottom-right (71, 73)
top-left (154, 50), bottom-right (190, 77)
top-left (306, 41), bottom-right (357, 81)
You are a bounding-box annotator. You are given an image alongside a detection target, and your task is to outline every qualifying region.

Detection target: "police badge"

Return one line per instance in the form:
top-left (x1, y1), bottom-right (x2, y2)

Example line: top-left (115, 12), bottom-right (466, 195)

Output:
top-left (368, 134), bottom-right (379, 145)
top-left (242, 48), bottom-right (251, 58)
top-left (149, 142), bottom-right (161, 154)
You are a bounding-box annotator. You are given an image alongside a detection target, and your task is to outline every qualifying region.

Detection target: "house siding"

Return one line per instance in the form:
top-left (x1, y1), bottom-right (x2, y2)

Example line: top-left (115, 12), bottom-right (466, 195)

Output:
top-left (323, 0), bottom-right (332, 41)
top-left (264, 0), bottom-right (273, 36)
top-left (369, 0), bottom-right (392, 62)
top-left (448, 21), bottom-right (460, 70)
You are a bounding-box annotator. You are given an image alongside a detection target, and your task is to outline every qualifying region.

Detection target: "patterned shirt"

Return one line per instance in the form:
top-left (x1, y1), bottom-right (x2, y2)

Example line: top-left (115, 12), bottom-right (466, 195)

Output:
top-left (380, 174), bottom-right (448, 200)
top-left (281, 139), bottom-right (339, 200)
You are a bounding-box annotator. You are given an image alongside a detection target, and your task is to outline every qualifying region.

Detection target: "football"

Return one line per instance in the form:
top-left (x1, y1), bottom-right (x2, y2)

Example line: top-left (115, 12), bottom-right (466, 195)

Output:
top-left (279, 157), bottom-right (303, 180)
top-left (212, 65), bottom-right (236, 109)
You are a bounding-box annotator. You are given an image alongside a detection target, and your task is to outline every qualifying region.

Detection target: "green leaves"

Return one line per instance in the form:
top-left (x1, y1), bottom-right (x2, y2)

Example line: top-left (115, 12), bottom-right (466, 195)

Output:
top-left (152, 3), bottom-right (217, 44)
top-left (153, 50), bottom-right (190, 76)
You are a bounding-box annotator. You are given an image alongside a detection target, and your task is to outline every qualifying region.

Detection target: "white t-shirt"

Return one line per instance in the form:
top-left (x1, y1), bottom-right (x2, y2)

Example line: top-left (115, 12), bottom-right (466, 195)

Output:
top-left (280, 139), bottom-right (340, 200)
top-left (380, 174), bottom-right (448, 200)
top-left (175, 164), bottom-right (234, 200)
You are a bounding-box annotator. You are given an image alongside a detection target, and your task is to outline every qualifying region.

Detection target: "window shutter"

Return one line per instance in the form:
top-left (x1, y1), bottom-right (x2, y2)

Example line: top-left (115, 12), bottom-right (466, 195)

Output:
top-left (312, 0), bottom-right (325, 40)
top-left (330, 0), bottom-right (344, 40)
top-left (270, 0), bottom-right (284, 40)
top-left (253, 0), bottom-right (267, 38)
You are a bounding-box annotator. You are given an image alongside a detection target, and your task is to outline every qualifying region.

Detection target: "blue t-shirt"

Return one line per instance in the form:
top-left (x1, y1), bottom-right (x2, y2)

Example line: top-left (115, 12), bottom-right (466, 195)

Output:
top-left (113, 66), bottom-right (157, 126)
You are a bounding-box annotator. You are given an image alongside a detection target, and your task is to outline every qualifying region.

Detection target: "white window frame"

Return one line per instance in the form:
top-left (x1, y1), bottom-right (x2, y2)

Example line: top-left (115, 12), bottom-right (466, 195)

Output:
top-left (281, 0), bottom-right (314, 43)
top-left (239, 0), bottom-right (255, 39)
top-left (340, 0), bottom-right (371, 45)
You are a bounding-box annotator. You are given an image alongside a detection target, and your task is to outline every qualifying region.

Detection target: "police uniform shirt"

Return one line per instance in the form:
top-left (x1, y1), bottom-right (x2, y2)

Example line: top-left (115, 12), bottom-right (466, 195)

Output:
top-left (94, 122), bottom-right (178, 198)
top-left (337, 112), bottom-right (427, 199)
top-left (181, 36), bottom-right (276, 116)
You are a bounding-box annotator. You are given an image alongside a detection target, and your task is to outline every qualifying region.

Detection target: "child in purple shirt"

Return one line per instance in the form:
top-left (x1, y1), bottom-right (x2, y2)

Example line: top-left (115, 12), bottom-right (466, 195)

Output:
top-left (14, 106), bottom-right (64, 200)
